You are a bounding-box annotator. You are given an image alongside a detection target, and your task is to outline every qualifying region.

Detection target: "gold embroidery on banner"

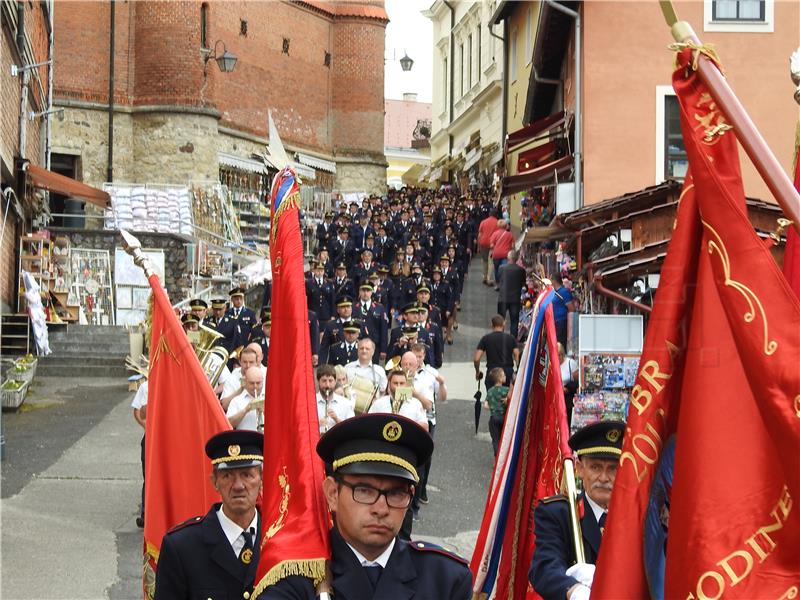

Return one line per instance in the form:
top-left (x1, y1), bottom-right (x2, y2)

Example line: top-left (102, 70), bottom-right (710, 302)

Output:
top-left (674, 184), bottom-right (695, 230)
top-left (692, 93), bottom-right (732, 144)
top-left (793, 396), bottom-right (800, 419)
top-left (702, 220), bottom-right (777, 355)
top-left (264, 466), bottom-right (291, 540)
top-left (778, 586), bottom-right (798, 600)
top-left (151, 331), bottom-right (180, 367)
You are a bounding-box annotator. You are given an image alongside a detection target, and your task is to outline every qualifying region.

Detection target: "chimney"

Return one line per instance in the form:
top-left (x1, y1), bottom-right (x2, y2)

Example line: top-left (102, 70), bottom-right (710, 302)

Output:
top-left (402, 92), bottom-right (418, 102)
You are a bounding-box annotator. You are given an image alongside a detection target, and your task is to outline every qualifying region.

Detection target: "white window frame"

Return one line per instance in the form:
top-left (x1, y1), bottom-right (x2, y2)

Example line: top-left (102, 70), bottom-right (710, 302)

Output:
top-left (510, 28), bottom-right (518, 82)
top-left (525, 6), bottom-right (533, 64)
top-left (703, 0), bottom-right (773, 33)
top-left (654, 85), bottom-right (673, 184)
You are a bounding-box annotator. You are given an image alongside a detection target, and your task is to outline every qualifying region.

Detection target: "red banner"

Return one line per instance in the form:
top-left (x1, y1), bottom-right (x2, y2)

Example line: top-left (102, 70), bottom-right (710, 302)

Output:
top-left (253, 168), bottom-right (330, 595)
top-left (593, 47), bottom-right (800, 599)
top-left (142, 273), bottom-right (230, 599)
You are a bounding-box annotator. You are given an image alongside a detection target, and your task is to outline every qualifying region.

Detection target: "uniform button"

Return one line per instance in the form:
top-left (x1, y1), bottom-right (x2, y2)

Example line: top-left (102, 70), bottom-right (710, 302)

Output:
top-left (243, 593), bottom-right (250, 599)
top-left (417, 542), bottom-right (425, 548)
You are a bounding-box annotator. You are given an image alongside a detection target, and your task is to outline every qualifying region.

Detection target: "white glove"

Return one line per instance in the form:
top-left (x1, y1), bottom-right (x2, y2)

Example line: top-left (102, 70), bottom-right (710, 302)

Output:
top-left (568, 584), bottom-right (591, 600)
top-left (566, 562), bottom-right (596, 587)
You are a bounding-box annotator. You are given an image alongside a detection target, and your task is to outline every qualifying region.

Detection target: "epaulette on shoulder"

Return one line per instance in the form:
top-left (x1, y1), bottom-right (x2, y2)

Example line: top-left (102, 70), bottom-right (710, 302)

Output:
top-left (407, 540), bottom-right (469, 566)
top-left (166, 515), bottom-right (204, 534)
top-left (539, 494), bottom-right (568, 505)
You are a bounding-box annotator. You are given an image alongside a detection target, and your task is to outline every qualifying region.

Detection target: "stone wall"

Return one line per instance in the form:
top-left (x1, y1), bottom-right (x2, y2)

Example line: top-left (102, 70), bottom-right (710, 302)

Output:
top-left (49, 227), bottom-right (191, 299)
top-left (335, 161), bottom-right (387, 196)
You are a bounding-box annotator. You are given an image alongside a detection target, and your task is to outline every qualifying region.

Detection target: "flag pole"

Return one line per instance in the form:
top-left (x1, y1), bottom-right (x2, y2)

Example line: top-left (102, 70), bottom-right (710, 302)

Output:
top-left (562, 458), bottom-right (585, 563)
top-left (658, 1), bottom-right (800, 235)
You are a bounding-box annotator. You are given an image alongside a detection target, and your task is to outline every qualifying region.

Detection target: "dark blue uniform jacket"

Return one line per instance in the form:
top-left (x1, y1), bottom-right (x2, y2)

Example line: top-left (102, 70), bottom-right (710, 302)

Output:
top-left (257, 527), bottom-right (472, 600)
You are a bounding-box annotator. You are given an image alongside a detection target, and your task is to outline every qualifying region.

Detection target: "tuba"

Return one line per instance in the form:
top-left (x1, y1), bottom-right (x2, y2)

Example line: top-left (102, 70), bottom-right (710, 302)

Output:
top-left (189, 323), bottom-right (230, 387)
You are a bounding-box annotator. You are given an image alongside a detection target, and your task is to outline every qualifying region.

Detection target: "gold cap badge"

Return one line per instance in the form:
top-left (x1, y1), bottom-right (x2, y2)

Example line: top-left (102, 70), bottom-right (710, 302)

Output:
top-left (228, 444), bottom-right (241, 457)
top-left (383, 421), bottom-right (402, 442)
top-left (606, 429), bottom-right (621, 443)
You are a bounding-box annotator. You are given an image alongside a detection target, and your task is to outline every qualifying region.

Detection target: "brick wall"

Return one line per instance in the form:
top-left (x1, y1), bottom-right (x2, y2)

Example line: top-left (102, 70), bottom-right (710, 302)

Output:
top-left (2, 1), bottom-right (50, 174)
top-left (52, 0), bottom-right (388, 158)
top-left (53, 1), bottom-right (133, 105)
top-left (330, 18), bottom-right (386, 157)
top-left (0, 203), bottom-right (19, 310)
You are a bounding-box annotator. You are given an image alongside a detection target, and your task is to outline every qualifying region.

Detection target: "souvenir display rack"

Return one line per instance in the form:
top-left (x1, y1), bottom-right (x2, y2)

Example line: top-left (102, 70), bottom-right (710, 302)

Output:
top-left (570, 352), bottom-right (639, 434)
top-left (219, 166), bottom-right (271, 248)
top-left (50, 235), bottom-right (79, 322)
top-left (69, 248), bottom-right (115, 325)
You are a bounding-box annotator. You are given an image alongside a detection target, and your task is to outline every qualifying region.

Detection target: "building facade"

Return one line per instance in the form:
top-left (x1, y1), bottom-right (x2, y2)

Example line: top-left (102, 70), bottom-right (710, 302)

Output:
top-left (50, 0), bottom-right (389, 203)
top-left (0, 0), bottom-right (52, 308)
top-left (494, 0), bottom-right (798, 208)
top-left (384, 92), bottom-right (431, 188)
top-left (425, 0), bottom-right (504, 192)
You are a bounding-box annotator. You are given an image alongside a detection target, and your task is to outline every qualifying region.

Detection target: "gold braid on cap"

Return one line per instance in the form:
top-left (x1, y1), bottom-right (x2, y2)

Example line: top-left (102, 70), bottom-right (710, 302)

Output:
top-left (576, 447), bottom-right (622, 457)
top-left (211, 454), bottom-right (264, 465)
top-left (332, 452), bottom-right (419, 483)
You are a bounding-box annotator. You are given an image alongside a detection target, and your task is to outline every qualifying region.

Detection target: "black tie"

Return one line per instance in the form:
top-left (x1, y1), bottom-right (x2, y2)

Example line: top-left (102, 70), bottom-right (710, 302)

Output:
top-left (240, 528), bottom-right (254, 563)
top-left (363, 565), bottom-right (383, 590)
top-left (598, 512), bottom-right (607, 533)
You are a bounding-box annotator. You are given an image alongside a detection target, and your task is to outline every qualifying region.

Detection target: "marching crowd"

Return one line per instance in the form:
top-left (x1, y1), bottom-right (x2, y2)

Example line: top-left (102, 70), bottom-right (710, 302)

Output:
top-left (137, 185), bottom-right (611, 600)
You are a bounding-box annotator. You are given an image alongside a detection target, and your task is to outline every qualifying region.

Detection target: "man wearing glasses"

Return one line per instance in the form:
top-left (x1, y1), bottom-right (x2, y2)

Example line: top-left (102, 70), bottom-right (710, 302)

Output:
top-left (257, 413), bottom-right (472, 599)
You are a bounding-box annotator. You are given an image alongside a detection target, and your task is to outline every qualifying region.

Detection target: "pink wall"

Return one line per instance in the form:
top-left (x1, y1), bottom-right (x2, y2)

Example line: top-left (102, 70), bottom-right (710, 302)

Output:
top-left (384, 98), bottom-right (432, 148)
top-left (582, 1), bottom-right (798, 205)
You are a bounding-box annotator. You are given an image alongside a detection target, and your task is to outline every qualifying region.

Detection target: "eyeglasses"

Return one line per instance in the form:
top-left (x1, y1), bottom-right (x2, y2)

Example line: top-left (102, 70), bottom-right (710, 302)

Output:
top-left (335, 477), bottom-right (413, 509)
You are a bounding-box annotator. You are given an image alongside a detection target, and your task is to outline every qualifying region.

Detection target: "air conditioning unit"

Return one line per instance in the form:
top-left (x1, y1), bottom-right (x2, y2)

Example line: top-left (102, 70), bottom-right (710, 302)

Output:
top-left (555, 182), bottom-right (577, 215)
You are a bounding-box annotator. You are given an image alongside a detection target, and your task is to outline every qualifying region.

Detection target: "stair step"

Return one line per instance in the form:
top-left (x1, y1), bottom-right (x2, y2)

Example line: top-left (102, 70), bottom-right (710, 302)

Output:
top-left (36, 364), bottom-right (129, 378)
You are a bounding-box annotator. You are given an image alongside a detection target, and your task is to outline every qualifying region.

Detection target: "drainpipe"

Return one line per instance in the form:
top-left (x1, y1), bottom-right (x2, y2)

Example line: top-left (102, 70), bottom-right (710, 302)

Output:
top-left (587, 263), bottom-right (652, 313)
top-left (16, 2), bottom-right (27, 160)
top-left (443, 1), bottom-right (456, 177)
top-left (488, 19), bottom-right (506, 151)
top-left (544, 0), bottom-right (581, 208)
top-left (45, 0), bottom-right (54, 169)
top-left (107, 0), bottom-right (115, 183)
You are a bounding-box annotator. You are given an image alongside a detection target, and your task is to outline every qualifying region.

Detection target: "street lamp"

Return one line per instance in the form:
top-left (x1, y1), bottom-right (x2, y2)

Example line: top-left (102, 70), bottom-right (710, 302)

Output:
top-left (204, 40), bottom-right (238, 73)
top-left (399, 52), bottom-right (414, 72)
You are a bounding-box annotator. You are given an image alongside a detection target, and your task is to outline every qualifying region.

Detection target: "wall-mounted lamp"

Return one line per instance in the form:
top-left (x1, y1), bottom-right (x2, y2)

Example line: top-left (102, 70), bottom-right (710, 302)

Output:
top-left (399, 52), bottom-right (414, 72)
top-left (29, 108), bottom-right (65, 122)
top-left (203, 40), bottom-right (238, 73)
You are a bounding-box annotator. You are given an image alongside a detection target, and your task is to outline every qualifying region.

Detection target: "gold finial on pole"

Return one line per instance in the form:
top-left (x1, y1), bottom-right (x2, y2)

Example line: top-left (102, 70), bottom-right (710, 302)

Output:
top-left (790, 48), bottom-right (800, 105)
top-left (120, 230), bottom-right (155, 278)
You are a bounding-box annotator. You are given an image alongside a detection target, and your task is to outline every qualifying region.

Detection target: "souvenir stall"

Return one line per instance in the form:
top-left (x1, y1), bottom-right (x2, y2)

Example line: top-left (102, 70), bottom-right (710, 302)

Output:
top-left (569, 314), bottom-right (643, 433)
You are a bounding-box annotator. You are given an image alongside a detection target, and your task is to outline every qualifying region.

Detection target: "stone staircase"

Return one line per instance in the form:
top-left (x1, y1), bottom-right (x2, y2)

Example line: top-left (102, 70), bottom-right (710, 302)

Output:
top-left (37, 324), bottom-right (131, 378)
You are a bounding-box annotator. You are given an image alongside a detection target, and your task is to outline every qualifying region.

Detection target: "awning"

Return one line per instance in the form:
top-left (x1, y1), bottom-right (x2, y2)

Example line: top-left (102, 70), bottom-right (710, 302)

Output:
top-left (429, 166), bottom-right (445, 183)
top-left (218, 152), bottom-right (267, 173)
top-left (25, 164), bottom-right (110, 208)
top-left (505, 111), bottom-right (566, 153)
top-left (463, 148), bottom-right (483, 171)
top-left (296, 152), bottom-right (337, 174)
top-left (401, 163), bottom-right (428, 185)
top-left (291, 161), bottom-right (316, 180)
top-left (517, 140), bottom-right (556, 173)
top-left (523, 223), bottom-right (571, 243)
top-left (500, 154), bottom-right (573, 196)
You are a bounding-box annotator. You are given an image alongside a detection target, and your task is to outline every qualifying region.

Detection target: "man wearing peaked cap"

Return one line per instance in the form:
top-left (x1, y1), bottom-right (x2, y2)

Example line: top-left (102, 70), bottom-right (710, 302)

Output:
top-left (327, 319), bottom-right (362, 366)
top-left (529, 420), bottom-right (625, 600)
top-left (205, 298), bottom-right (227, 329)
top-left (181, 312), bottom-right (200, 332)
top-left (256, 414), bottom-right (472, 600)
top-left (352, 281), bottom-right (389, 363)
top-left (224, 287), bottom-right (257, 363)
top-left (189, 298), bottom-right (208, 323)
top-left (154, 430), bottom-right (264, 600)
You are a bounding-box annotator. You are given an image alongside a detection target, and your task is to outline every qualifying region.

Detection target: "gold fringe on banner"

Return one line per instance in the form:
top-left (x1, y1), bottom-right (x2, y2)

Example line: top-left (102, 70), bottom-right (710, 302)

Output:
top-left (269, 188), bottom-right (302, 245)
top-left (668, 40), bottom-right (725, 74)
top-left (251, 558), bottom-right (327, 598)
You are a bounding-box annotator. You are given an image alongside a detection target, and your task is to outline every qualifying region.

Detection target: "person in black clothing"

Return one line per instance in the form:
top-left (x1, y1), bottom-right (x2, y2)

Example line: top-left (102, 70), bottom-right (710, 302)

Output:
top-left (473, 315), bottom-right (520, 390)
top-left (496, 250), bottom-right (527, 339)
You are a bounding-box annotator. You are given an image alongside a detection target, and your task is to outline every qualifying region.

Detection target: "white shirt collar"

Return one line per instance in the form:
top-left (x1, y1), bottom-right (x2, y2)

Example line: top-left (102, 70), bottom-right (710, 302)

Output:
top-left (216, 504), bottom-right (258, 548)
top-left (347, 538), bottom-right (395, 568)
top-left (584, 492), bottom-right (607, 523)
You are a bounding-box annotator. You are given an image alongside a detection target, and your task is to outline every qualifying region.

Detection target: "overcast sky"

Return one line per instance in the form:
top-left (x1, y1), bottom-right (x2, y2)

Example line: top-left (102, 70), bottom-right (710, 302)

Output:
top-left (384, 0), bottom-right (433, 103)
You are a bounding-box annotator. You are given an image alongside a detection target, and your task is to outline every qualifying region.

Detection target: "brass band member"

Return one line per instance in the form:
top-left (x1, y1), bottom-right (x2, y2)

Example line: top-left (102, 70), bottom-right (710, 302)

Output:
top-left (368, 369), bottom-right (427, 431)
top-left (316, 364), bottom-right (355, 434)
